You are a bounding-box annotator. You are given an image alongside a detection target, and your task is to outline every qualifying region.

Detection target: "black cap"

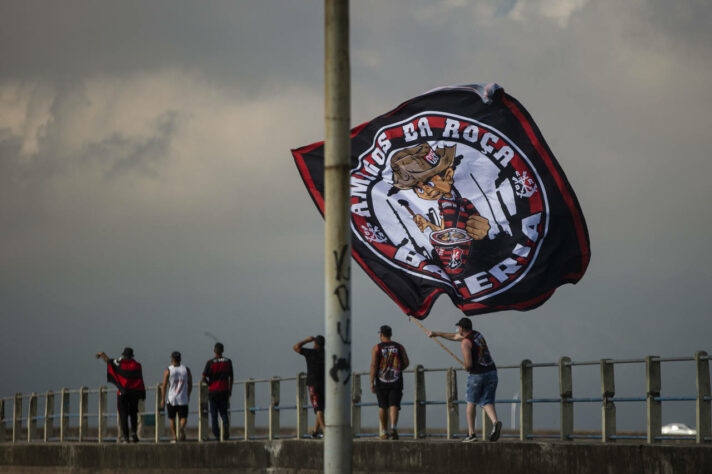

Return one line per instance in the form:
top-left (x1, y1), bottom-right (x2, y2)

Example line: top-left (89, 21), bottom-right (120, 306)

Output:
top-left (171, 351), bottom-right (181, 361)
top-left (122, 347), bottom-right (134, 358)
top-left (456, 317), bottom-right (472, 330)
top-left (379, 325), bottom-right (392, 337)
top-left (314, 335), bottom-right (325, 347)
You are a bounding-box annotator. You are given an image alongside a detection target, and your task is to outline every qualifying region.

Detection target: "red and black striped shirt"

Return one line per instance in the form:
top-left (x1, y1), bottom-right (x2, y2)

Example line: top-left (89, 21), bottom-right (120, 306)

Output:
top-left (107, 358), bottom-right (146, 398)
top-left (202, 357), bottom-right (234, 399)
top-left (438, 190), bottom-right (479, 231)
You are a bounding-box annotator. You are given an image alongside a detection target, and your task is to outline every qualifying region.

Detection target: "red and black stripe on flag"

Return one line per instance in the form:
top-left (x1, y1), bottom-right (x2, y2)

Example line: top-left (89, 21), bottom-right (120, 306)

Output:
top-left (292, 84), bottom-right (590, 319)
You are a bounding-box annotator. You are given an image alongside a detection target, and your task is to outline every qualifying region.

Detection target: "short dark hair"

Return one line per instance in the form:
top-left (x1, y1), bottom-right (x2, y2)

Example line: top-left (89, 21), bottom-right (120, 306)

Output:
top-left (171, 351), bottom-right (181, 362)
top-left (314, 335), bottom-right (325, 348)
top-left (379, 325), bottom-right (392, 338)
top-left (122, 347), bottom-right (134, 358)
top-left (214, 342), bottom-right (224, 355)
top-left (456, 317), bottom-right (473, 331)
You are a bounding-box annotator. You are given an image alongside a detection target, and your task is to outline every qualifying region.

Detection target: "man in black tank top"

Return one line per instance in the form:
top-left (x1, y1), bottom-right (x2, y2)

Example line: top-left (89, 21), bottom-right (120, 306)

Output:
top-left (429, 318), bottom-right (502, 442)
top-left (370, 325), bottom-right (409, 440)
top-left (293, 334), bottom-right (326, 438)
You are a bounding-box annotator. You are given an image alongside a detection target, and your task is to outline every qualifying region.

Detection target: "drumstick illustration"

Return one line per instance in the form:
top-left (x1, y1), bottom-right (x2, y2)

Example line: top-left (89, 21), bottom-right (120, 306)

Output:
top-left (397, 199), bottom-right (416, 217)
top-left (387, 200), bottom-right (428, 257)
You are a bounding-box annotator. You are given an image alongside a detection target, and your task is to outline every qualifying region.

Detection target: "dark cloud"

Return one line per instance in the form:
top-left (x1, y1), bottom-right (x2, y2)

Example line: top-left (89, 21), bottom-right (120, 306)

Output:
top-left (0, 0), bottom-right (324, 90)
top-left (83, 111), bottom-right (179, 178)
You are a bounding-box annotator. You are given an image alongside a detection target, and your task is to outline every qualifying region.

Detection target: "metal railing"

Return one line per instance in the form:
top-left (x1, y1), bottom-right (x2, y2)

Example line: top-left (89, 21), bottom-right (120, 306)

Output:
top-left (1, 351), bottom-right (710, 444)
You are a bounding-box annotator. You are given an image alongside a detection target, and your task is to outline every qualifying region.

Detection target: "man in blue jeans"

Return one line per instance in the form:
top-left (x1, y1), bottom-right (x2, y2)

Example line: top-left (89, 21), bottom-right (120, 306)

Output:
top-left (429, 318), bottom-right (502, 442)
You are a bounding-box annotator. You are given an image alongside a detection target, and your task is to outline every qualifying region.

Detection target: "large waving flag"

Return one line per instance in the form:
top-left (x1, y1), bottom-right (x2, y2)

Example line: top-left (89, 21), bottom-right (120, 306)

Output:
top-left (292, 84), bottom-right (590, 318)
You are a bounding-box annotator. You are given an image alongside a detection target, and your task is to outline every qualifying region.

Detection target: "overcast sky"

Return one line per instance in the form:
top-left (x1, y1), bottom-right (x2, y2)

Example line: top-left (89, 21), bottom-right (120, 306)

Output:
top-left (2, 0), bottom-right (711, 425)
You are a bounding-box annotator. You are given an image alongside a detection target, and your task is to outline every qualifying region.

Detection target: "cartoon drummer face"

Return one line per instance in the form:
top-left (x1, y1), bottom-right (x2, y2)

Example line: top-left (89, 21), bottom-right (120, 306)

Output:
top-left (390, 142), bottom-right (490, 241)
top-left (413, 168), bottom-right (455, 201)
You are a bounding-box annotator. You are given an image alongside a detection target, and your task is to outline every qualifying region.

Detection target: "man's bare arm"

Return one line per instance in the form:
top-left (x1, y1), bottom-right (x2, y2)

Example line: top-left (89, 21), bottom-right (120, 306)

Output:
top-left (400, 345), bottom-right (410, 371)
top-left (160, 369), bottom-right (169, 407)
top-left (427, 331), bottom-right (464, 341)
top-left (293, 336), bottom-right (314, 354)
top-left (95, 352), bottom-right (110, 363)
top-left (369, 345), bottom-right (379, 393)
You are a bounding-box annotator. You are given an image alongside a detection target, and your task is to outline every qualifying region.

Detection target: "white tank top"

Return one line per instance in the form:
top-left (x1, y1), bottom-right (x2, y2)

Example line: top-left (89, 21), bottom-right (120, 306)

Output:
top-left (167, 365), bottom-right (189, 405)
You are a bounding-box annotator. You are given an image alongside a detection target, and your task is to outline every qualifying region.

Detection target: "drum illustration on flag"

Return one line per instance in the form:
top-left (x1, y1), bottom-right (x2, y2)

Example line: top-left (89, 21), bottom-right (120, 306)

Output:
top-left (429, 228), bottom-right (473, 276)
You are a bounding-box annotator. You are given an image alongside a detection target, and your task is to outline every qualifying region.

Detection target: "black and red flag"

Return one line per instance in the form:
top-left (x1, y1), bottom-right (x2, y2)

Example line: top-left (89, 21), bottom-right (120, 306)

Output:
top-left (292, 83), bottom-right (590, 319)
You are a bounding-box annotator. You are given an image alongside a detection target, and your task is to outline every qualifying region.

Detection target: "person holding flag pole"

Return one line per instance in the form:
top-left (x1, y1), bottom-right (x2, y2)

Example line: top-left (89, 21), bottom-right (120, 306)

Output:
top-left (429, 318), bottom-right (502, 442)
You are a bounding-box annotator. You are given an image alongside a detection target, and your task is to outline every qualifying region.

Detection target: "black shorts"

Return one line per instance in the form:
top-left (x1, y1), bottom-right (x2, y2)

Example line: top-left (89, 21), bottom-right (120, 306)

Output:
top-left (166, 403), bottom-right (189, 419)
top-left (376, 383), bottom-right (403, 409)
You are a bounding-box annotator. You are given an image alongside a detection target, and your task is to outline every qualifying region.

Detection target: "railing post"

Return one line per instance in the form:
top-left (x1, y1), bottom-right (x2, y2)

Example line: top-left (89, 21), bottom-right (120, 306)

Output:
top-left (480, 406), bottom-right (493, 441)
top-left (59, 388), bottom-right (69, 442)
top-left (695, 351), bottom-right (711, 444)
top-left (646, 355), bottom-right (661, 444)
top-left (297, 373), bottom-right (308, 439)
top-left (601, 359), bottom-right (616, 442)
top-left (350, 373), bottom-right (361, 438)
top-left (269, 377), bottom-right (280, 440)
top-left (446, 368), bottom-right (458, 439)
top-left (559, 357), bottom-right (573, 441)
top-left (43, 391), bottom-right (54, 443)
top-left (97, 386), bottom-right (106, 443)
top-left (78, 386), bottom-right (88, 442)
top-left (414, 365), bottom-right (426, 439)
top-left (116, 405), bottom-right (121, 443)
top-left (137, 397), bottom-right (146, 440)
top-left (520, 359), bottom-right (533, 441)
top-left (12, 393), bottom-right (22, 443)
top-left (244, 379), bottom-right (255, 440)
top-left (0, 398), bottom-right (6, 443)
top-left (155, 383), bottom-right (164, 443)
top-left (27, 393), bottom-right (38, 442)
top-left (198, 381), bottom-right (208, 442)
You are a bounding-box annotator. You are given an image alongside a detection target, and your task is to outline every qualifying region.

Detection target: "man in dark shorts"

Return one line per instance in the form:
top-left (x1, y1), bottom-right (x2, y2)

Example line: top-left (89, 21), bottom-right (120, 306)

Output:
top-left (370, 325), bottom-right (409, 440)
top-left (429, 317), bottom-right (502, 442)
top-left (293, 335), bottom-right (325, 438)
top-left (160, 351), bottom-right (192, 442)
top-left (95, 347), bottom-right (146, 443)
top-left (202, 342), bottom-right (233, 441)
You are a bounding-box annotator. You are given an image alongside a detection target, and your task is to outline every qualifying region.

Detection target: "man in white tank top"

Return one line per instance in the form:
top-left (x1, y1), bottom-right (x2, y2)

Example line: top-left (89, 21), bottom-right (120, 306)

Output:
top-left (160, 351), bottom-right (193, 442)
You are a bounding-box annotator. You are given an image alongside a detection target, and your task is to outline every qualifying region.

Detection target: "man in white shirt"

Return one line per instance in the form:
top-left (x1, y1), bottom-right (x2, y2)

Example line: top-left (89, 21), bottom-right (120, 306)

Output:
top-left (160, 351), bottom-right (193, 442)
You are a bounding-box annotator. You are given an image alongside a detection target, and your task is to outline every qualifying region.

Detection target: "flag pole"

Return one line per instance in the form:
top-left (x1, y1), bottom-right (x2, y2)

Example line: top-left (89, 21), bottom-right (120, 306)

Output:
top-left (409, 317), bottom-right (465, 367)
top-left (324, 1), bottom-right (351, 473)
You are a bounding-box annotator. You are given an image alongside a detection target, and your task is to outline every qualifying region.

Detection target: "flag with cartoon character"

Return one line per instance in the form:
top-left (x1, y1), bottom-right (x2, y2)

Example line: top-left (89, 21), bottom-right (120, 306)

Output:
top-left (292, 83), bottom-right (590, 318)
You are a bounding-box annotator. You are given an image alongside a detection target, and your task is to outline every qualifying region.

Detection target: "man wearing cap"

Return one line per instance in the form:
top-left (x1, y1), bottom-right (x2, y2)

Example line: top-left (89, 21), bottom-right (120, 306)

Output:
top-left (429, 318), bottom-right (502, 442)
top-left (202, 342), bottom-right (234, 441)
top-left (370, 325), bottom-right (409, 440)
top-left (95, 347), bottom-right (146, 443)
top-left (160, 351), bottom-right (192, 442)
top-left (293, 335), bottom-right (326, 438)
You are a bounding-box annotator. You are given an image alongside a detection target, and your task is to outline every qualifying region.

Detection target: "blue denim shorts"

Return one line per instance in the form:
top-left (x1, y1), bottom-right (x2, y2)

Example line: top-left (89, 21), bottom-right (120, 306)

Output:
top-left (466, 370), bottom-right (498, 406)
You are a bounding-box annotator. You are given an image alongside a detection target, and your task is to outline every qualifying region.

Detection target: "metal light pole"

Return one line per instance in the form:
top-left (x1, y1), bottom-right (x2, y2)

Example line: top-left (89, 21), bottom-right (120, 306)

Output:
top-left (324, 0), bottom-right (352, 473)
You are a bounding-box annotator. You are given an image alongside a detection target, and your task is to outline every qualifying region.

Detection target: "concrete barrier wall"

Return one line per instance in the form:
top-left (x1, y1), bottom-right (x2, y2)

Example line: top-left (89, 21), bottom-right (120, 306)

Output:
top-left (1, 440), bottom-right (711, 474)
